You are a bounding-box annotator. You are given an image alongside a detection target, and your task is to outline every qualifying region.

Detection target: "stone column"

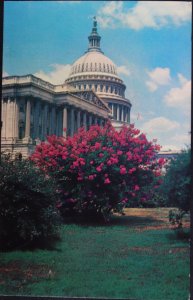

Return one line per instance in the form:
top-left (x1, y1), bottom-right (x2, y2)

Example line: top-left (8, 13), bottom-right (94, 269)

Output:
top-left (111, 103), bottom-right (114, 118)
top-left (77, 110), bottom-right (81, 130)
top-left (121, 106), bottom-right (124, 122)
top-left (63, 107), bottom-right (67, 138)
top-left (70, 107), bottom-right (75, 136)
top-left (117, 104), bottom-right (120, 121)
top-left (89, 115), bottom-right (92, 127)
top-left (51, 106), bottom-right (56, 135)
top-left (1, 99), bottom-right (7, 139)
top-left (127, 108), bottom-right (130, 123)
top-left (55, 110), bottom-right (59, 136)
top-left (83, 111), bottom-right (87, 130)
top-left (24, 99), bottom-right (31, 141)
top-left (94, 117), bottom-right (98, 125)
top-left (14, 99), bottom-right (19, 139)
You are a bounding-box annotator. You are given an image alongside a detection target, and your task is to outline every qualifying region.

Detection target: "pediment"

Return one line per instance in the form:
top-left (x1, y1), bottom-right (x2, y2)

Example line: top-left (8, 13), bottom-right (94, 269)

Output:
top-left (69, 90), bottom-right (110, 112)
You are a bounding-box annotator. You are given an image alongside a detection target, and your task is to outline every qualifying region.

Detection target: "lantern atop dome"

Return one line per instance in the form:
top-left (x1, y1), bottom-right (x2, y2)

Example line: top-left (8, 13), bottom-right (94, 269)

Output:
top-left (87, 17), bottom-right (103, 53)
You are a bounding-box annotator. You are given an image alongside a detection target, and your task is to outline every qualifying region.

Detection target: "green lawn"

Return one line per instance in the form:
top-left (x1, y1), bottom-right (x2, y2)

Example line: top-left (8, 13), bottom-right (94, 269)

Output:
top-left (0, 208), bottom-right (190, 300)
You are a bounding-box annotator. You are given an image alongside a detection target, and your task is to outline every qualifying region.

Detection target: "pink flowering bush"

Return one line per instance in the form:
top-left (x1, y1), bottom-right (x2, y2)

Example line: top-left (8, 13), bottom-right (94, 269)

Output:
top-left (30, 122), bottom-right (165, 221)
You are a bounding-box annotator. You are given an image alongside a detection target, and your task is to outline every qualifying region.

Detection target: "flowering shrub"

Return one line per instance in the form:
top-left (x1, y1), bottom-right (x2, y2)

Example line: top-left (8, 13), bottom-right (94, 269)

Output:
top-left (31, 122), bottom-right (165, 221)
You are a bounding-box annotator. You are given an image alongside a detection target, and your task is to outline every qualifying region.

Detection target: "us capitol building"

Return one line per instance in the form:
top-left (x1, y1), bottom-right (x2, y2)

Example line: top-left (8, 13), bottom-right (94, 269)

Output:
top-left (1, 18), bottom-right (132, 156)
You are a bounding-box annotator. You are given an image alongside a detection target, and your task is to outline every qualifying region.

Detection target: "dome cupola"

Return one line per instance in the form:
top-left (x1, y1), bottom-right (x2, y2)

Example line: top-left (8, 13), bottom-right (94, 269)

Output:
top-left (88, 16), bottom-right (102, 53)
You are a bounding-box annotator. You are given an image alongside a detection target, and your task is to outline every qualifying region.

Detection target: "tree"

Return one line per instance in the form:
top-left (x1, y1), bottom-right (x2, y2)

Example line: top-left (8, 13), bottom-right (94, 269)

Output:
top-left (162, 148), bottom-right (191, 211)
top-left (31, 122), bottom-right (164, 221)
top-left (160, 148), bottom-right (191, 227)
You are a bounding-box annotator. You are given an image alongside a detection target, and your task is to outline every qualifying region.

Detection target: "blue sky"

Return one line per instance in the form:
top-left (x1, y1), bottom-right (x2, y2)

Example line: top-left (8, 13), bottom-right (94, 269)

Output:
top-left (3, 1), bottom-right (192, 151)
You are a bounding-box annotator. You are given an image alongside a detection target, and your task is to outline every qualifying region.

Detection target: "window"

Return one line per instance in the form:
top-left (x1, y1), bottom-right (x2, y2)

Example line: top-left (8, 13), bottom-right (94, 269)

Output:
top-left (100, 85), bottom-right (103, 92)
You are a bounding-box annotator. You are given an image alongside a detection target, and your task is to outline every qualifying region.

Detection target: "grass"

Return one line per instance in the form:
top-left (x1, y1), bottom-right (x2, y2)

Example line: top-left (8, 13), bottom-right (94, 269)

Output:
top-left (0, 208), bottom-right (190, 300)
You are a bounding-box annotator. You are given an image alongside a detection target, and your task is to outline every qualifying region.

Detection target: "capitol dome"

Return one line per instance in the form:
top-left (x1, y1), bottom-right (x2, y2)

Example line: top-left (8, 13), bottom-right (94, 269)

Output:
top-left (68, 51), bottom-right (118, 78)
top-left (65, 17), bottom-right (132, 129)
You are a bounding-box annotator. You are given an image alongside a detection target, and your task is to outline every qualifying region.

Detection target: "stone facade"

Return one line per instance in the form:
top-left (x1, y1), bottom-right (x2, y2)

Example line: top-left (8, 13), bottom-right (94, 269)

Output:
top-left (1, 18), bottom-right (132, 156)
top-left (1, 75), bottom-right (109, 156)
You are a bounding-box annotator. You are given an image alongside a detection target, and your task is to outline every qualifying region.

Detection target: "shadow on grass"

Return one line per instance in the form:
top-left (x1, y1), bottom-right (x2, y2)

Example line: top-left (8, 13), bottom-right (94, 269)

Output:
top-left (63, 213), bottom-right (165, 228)
top-left (0, 234), bottom-right (62, 253)
top-left (166, 228), bottom-right (190, 242)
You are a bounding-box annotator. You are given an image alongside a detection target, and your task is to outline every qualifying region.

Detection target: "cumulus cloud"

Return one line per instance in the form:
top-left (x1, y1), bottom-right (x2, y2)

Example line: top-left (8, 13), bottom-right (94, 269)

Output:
top-left (117, 65), bottom-right (131, 76)
top-left (97, 1), bottom-right (191, 30)
top-left (141, 116), bottom-right (180, 135)
top-left (34, 64), bottom-right (71, 84)
top-left (146, 67), bottom-right (171, 92)
top-left (164, 73), bottom-right (191, 110)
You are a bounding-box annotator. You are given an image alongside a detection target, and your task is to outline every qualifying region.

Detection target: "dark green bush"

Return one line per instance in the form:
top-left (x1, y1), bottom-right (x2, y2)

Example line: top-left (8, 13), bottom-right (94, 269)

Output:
top-left (0, 153), bottom-right (61, 250)
top-left (160, 148), bottom-right (191, 227)
top-left (161, 148), bottom-right (191, 212)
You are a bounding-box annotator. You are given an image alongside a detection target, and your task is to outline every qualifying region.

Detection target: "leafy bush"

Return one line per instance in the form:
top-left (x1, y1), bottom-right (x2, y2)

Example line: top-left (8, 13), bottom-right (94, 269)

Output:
top-left (161, 148), bottom-right (191, 212)
top-left (31, 122), bottom-right (165, 221)
top-left (160, 148), bottom-right (191, 228)
top-left (0, 154), bottom-right (61, 250)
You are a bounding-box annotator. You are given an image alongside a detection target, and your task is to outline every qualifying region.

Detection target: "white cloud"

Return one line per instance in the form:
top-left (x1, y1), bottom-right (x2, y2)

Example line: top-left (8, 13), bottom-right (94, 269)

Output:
top-left (2, 71), bottom-right (9, 77)
top-left (171, 133), bottom-right (191, 145)
top-left (34, 64), bottom-right (71, 84)
top-left (97, 1), bottom-right (191, 30)
top-left (146, 80), bottom-right (158, 92)
top-left (164, 73), bottom-right (191, 110)
top-left (117, 65), bottom-right (131, 76)
top-left (146, 67), bottom-right (171, 92)
top-left (141, 116), bottom-right (180, 135)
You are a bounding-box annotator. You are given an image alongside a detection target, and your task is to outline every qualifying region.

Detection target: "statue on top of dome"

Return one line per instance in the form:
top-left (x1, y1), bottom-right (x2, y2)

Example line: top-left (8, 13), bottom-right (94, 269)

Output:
top-left (93, 16), bottom-right (97, 29)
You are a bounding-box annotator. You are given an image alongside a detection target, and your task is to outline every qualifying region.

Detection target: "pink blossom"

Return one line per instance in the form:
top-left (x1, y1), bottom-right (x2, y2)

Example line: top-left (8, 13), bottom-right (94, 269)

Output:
top-left (96, 166), bottom-right (102, 172)
top-left (128, 167), bottom-right (136, 174)
top-left (120, 167), bottom-right (127, 175)
top-left (134, 185), bottom-right (140, 191)
top-left (117, 150), bottom-right (123, 155)
top-left (99, 153), bottom-right (104, 158)
top-left (104, 178), bottom-right (111, 184)
top-left (88, 175), bottom-right (94, 180)
top-left (95, 142), bottom-right (101, 150)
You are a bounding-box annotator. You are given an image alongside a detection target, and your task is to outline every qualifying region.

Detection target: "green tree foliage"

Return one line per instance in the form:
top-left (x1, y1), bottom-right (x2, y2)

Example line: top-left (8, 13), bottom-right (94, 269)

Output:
top-left (0, 154), bottom-right (61, 250)
top-left (161, 148), bottom-right (191, 212)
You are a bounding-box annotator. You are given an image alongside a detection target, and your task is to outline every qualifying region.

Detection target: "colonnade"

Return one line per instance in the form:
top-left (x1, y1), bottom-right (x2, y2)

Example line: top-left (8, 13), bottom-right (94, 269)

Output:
top-left (1, 97), bottom-right (106, 143)
top-left (110, 103), bottom-right (130, 123)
